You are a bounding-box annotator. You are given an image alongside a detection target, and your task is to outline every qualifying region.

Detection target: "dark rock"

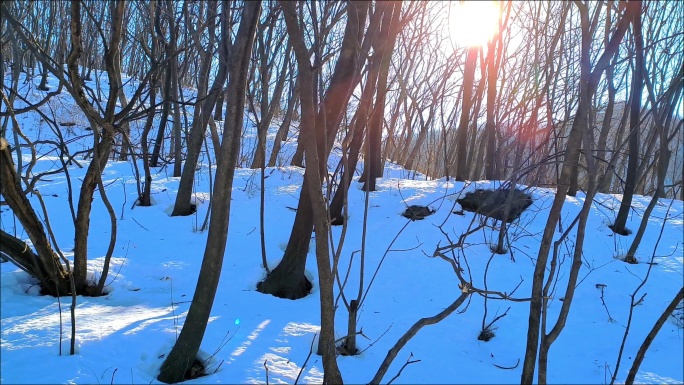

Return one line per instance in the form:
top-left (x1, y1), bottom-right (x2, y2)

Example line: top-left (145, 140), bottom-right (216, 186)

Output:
top-left (401, 205), bottom-right (436, 221)
top-left (456, 188), bottom-right (532, 222)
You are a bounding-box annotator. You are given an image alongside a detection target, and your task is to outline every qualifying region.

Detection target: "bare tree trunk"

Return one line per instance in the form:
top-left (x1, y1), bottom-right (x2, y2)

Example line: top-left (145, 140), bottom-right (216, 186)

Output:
top-left (599, 95), bottom-right (631, 193)
top-left (67, 0), bottom-right (126, 293)
top-left (170, 56), bottom-right (182, 176)
top-left (625, 287), bottom-right (684, 385)
top-left (278, 2), bottom-right (343, 383)
top-left (157, 2), bottom-right (261, 382)
top-left (250, 10), bottom-right (289, 169)
top-left (172, 0), bottom-right (232, 216)
top-left (290, 132), bottom-right (305, 167)
top-left (484, 38), bottom-right (498, 180)
top-left (258, 0), bottom-right (370, 299)
top-left (37, 2), bottom-right (55, 91)
top-left (139, 3), bottom-right (161, 207)
top-left (361, 1), bottom-right (401, 191)
top-left (150, 66), bottom-right (172, 167)
top-left (624, 44), bottom-right (681, 262)
top-left (612, 2), bottom-right (644, 235)
top-left (329, 87), bottom-right (373, 225)
top-left (521, 2), bottom-right (634, 381)
top-left (455, 47), bottom-right (478, 181)
top-left (116, 50), bottom-right (132, 161)
top-left (596, 3), bottom-right (617, 191)
top-left (0, 138), bottom-right (70, 296)
top-left (267, 76), bottom-right (299, 167)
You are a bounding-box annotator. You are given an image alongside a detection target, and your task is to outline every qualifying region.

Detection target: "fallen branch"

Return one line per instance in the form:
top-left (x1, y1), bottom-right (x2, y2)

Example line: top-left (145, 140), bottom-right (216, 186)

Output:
top-left (493, 358), bottom-right (520, 370)
top-left (625, 287), bottom-right (684, 385)
top-left (369, 292), bottom-right (470, 384)
top-left (294, 332), bottom-right (316, 385)
top-left (387, 353), bottom-right (421, 385)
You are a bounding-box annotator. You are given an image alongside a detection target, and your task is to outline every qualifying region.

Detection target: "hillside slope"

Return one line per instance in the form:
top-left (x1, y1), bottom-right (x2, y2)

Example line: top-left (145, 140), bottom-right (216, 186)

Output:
top-left (1, 71), bottom-right (682, 384)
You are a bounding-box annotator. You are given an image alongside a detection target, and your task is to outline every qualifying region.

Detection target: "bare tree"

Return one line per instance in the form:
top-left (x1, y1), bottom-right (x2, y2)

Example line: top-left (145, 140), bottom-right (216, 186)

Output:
top-left (157, 1), bottom-right (261, 382)
top-left (359, 0), bottom-right (402, 191)
top-left (276, 3), bottom-right (344, 381)
top-left (248, 1), bottom-right (289, 170)
top-left (171, 0), bottom-right (231, 216)
top-left (521, 2), bottom-right (635, 382)
top-left (0, 137), bottom-right (70, 295)
top-left (625, 287), bottom-right (684, 385)
top-left (257, 0), bottom-right (371, 300)
top-left (611, 1), bottom-right (644, 236)
top-left (3, 0), bottom-right (157, 295)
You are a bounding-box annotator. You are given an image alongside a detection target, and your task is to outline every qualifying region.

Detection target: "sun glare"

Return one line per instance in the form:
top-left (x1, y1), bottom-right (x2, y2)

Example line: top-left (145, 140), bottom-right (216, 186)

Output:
top-left (448, 1), bottom-right (501, 48)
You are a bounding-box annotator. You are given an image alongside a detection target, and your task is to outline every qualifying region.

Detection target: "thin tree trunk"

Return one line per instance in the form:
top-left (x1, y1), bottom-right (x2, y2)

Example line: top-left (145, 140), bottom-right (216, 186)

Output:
top-left (258, 0), bottom-right (371, 299)
top-left (150, 66), bottom-right (172, 167)
top-left (267, 76), bottom-right (299, 167)
top-left (362, 1), bottom-right (401, 191)
top-left (612, 2), bottom-right (644, 235)
top-left (172, 0), bottom-right (232, 216)
top-left (279, 2), bottom-right (342, 382)
top-left (625, 287), bottom-right (684, 385)
top-left (0, 138), bottom-right (70, 295)
top-left (521, 2), bottom-right (634, 381)
top-left (67, 0), bottom-right (125, 293)
top-left (455, 47), bottom-right (478, 182)
top-left (157, 2), bottom-right (260, 382)
top-left (484, 38), bottom-right (498, 180)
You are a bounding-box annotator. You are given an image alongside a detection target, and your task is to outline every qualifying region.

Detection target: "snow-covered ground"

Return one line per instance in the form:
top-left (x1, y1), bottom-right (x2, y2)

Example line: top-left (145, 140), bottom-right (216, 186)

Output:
top-left (1, 71), bottom-right (682, 384)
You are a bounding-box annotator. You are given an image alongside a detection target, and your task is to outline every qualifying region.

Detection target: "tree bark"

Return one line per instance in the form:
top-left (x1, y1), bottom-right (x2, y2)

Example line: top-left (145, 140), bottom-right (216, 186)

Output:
top-left (257, 0), bottom-right (370, 299)
top-left (454, 47), bottom-right (478, 182)
top-left (150, 66), bottom-right (172, 167)
top-left (275, 2), bottom-right (343, 383)
top-left (612, 2), bottom-right (644, 235)
top-left (172, 0), bottom-right (232, 216)
top-left (67, 0), bottom-right (125, 292)
top-left (625, 287), bottom-right (684, 385)
top-left (521, 2), bottom-right (634, 382)
top-left (267, 76), bottom-right (299, 167)
top-left (157, 1), bottom-right (261, 382)
top-left (484, 37), bottom-right (498, 180)
top-left (0, 138), bottom-right (70, 296)
top-left (250, 11), bottom-right (289, 170)
top-left (361, 1), bottom-right (401, 191)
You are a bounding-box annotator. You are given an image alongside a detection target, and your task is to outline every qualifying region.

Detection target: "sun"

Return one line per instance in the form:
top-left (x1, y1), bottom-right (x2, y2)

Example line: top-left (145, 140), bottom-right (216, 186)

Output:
top-left (448, 1), bottom-right (501, 47)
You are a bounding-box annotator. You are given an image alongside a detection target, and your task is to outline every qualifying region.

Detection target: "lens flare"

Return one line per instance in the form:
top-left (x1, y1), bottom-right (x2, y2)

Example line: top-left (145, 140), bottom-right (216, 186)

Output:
top-left (449, 1), bottom-right (501, 47)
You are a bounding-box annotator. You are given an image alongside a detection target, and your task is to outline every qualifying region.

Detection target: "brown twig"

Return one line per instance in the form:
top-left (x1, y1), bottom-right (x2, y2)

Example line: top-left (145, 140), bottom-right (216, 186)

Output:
top-left (369, 292), bottom-right (470, 384)
top-left (360, 323), bottom-right (393, 354)
top-left (597, 284), bottom-right (616, 323)
top-left (493, 358), bottom-right (520, 370)
top-left (433, 251), bottom-right (537, 302)
top-left (294, 332), bottom-right (316, 385)
top-left (387, 353), bottom-right (421, 385)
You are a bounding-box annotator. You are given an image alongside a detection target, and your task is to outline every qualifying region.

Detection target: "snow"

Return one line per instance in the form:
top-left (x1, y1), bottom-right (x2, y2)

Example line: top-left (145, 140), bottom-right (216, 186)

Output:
top-left (1, 70), bottom-right (682, 384)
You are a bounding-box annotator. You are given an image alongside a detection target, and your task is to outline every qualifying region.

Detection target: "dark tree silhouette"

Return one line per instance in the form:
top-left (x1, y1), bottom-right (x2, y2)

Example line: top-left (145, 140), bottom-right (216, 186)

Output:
top-left (157, 2), bottom-right (261, 382)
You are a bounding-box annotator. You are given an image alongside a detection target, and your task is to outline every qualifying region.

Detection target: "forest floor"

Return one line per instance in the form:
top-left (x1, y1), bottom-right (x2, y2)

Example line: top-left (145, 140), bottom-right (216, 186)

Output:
top-left (1, 71), bottom-right (682, 384)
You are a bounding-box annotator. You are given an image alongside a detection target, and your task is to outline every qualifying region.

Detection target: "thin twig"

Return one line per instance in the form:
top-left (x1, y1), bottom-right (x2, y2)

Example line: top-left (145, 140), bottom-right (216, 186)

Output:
top-left (493, 358), bottom-right (520, 370)
top-left (360, 323), bottom-right (393, 354)
top-left (294, 332), bottom-right (316, 385)
top-left (35, 191), bottom-right (77, 355)
top-left (131, 217), bottom-right (150, 232)
top-left (387, 353), bottom-right (421, 385)
top-left (598, 284), bottom-right (616, 323)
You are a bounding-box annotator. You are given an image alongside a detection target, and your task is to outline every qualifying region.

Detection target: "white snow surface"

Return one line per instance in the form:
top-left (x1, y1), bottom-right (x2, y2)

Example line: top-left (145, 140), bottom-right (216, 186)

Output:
top-left (1, 71), bottom-right (682, 384)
